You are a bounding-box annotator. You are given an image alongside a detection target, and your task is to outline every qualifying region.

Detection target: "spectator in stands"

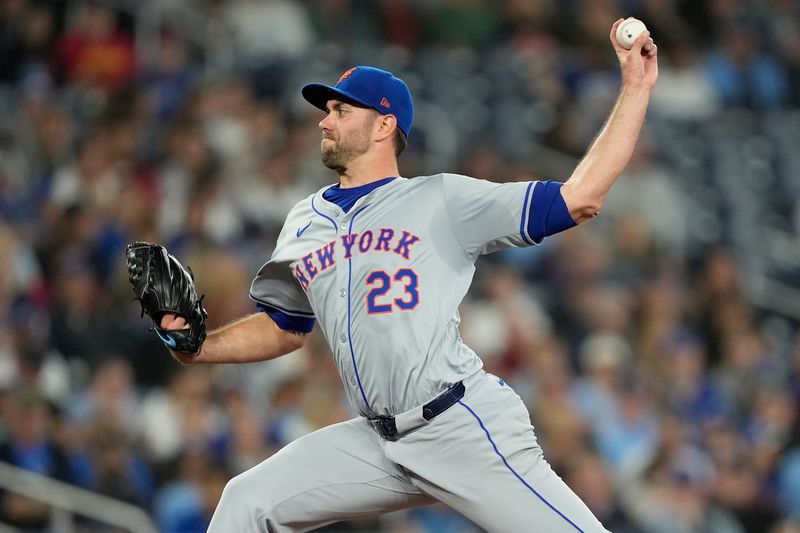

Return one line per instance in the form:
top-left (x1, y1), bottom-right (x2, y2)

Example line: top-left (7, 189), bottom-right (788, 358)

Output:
top-left (0, 388), bottom-right (79, 528)
top-left (54, 1), bottom-right (136, 94)
top-left (564, 450), bottom-right (637, 532)
top-left (704, 20), bottom-right (790, 109)
top-left (650, 38), bottom-right (721, 121)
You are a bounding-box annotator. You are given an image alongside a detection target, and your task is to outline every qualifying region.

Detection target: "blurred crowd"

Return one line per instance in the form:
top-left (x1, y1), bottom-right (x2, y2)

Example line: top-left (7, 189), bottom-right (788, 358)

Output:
top-left (0, 0), bottom-right (799, 531)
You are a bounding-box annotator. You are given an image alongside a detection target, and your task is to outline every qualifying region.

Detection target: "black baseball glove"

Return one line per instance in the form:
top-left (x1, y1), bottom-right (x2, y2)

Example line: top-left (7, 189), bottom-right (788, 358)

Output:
top-left (126, 242), bottom-right (207, 353)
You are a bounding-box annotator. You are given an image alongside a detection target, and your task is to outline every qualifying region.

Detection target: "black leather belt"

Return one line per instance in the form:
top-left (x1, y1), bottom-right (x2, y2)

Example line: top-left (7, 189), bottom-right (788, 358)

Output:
top-left (370, 381), bottom-right (465, 439)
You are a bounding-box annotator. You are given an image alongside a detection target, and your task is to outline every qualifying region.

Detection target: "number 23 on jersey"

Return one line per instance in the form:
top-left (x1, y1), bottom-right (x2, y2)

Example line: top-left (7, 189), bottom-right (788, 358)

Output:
top-left (366, 269), bottom-right (419, 314)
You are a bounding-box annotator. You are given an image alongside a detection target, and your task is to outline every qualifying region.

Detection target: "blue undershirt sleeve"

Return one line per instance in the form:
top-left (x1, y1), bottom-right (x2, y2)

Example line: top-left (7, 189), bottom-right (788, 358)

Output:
top-left (256, 303), bottom-right (316, 333)
top-left (527, 181), bottom-right (577, 243)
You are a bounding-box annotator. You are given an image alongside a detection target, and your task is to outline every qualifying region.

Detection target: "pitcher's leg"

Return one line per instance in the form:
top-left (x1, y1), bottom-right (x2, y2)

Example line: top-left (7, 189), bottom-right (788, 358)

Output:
top-left (387, 374), bottom-right (609, 533)
top-left (208, 417), bottom-right (433, 533)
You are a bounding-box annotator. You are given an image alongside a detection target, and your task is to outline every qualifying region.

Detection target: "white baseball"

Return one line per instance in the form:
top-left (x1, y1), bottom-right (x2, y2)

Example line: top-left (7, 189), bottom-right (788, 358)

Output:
top-left (616, 18), bottom-right (647, 49)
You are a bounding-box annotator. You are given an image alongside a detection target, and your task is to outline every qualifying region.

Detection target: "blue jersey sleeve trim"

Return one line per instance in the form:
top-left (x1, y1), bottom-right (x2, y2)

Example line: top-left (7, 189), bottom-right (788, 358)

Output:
top-left (519, 182), bottom-right (535, 245)
top-left (527, 181), bottom-right (577, 243)
top-left (257, 303), bottom-right (316, 333)
top-left (248, 293), bottom-right (316, 318)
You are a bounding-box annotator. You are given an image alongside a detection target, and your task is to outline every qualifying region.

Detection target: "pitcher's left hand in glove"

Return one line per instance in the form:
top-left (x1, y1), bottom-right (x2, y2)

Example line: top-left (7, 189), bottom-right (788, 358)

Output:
top-left (126, 242), bottom-right (208, 354)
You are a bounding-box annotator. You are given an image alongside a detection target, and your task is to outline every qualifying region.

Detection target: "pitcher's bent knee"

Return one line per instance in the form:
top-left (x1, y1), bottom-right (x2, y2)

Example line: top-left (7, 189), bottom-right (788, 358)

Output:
top-left (210, 469), bottom-right (284, 532)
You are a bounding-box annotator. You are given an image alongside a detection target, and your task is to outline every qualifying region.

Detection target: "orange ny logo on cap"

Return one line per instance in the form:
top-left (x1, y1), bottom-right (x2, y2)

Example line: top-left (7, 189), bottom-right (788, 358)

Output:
top-left (337, 67), bottom-right (357, 84)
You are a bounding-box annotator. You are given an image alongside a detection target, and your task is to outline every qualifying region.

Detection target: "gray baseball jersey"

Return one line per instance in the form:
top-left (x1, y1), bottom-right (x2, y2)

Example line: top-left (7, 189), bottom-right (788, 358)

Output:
top-left (211, 173), bottom-right (609, 532)
top-left (250, 173), bottom-right (539, 416)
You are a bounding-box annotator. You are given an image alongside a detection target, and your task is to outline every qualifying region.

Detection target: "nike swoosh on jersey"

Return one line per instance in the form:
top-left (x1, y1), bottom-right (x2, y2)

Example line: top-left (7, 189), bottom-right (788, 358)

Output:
top-left (155, 329), bottom-right (178, 349)
top-left (296, 221), bottom-right (312, 238)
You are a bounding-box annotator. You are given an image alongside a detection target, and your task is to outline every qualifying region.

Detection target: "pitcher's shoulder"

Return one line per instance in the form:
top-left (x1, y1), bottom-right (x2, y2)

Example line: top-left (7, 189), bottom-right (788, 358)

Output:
top-left (395, 173), bottom-right (457, 194)
top-left (286, 186), bottom-right (330, 219)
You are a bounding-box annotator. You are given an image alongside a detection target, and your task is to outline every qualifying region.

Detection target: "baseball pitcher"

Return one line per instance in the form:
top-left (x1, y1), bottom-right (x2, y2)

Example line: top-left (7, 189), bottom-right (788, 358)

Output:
top-left (128, 19), bottom-right (658, 532)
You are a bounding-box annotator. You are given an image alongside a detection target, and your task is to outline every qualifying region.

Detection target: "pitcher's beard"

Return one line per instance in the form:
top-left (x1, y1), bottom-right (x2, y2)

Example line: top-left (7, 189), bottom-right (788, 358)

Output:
top-left (321, 128), bottom-right (371, 175)
top-left (322, 144), bottom-right (349, 174)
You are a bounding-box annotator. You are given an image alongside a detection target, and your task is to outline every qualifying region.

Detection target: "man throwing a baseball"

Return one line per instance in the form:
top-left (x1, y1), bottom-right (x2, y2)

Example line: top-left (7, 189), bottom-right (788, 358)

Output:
top-left (130, 19), bottom-right (657, 532)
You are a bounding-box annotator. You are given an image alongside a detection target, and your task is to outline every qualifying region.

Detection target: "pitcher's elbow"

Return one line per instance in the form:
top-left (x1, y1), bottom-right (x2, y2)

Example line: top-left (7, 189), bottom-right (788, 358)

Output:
top-left (572, 198), bottom-right (605, 224)
top-left (561, 181), bottom-right (606, 224)
top-left (288, 332), bottom-right (306, 352)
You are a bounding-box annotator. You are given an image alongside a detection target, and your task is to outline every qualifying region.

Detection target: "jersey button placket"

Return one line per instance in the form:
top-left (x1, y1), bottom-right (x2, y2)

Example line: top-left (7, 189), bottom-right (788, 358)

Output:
top-left (336, 209), bottom-right (368, 412)
top-left (336, 211), bottom-right (348, 344)
top-left (333, 212), bottom-right (351, 365)
top-left (339, 214), bottom-right (349, 346)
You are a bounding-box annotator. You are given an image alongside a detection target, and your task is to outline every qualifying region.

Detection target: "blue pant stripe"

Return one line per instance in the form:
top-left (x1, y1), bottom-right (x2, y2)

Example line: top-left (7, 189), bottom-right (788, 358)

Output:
top-left (457, 400), bottom-right (584, 532)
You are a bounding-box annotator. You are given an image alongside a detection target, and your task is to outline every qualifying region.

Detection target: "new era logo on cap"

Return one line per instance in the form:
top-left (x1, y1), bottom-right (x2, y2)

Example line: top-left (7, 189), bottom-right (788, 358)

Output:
top-left (301, 66), bottom-right (414, 137)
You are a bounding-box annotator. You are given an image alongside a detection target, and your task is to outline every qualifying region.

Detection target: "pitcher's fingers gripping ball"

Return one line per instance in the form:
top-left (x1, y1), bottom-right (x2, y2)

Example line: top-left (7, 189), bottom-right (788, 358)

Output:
top-left (615, 17), bottom-right (647, 49)
top-left (126, 242), bottom-right (208, 353)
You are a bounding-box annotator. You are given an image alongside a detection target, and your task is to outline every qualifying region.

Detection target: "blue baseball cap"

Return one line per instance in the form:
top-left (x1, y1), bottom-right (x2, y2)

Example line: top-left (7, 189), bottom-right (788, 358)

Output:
top-left (302, 66), bottom-right (413, 137)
